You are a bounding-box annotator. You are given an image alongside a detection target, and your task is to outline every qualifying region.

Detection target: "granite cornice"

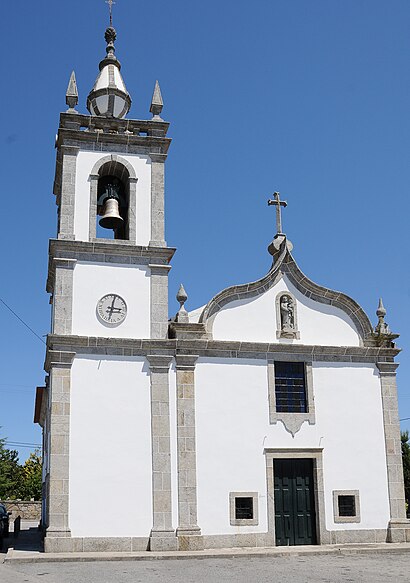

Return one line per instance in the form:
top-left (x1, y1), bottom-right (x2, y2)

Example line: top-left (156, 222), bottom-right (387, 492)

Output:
top-left (56, 112), bottom-right (171, 156)
top-left (59, 112), bottom-right (170, 135)
top-left (49, 239), bottom-right (175, 262)
top-left (45, 334), bottom-right (399, 363)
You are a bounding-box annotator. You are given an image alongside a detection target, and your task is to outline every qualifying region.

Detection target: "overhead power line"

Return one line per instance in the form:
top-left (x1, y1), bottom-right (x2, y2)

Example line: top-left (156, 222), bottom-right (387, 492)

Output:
top-left (5, 441), bottom-right (41, 448)
top-left (0, 297), bottom-right (46, 345)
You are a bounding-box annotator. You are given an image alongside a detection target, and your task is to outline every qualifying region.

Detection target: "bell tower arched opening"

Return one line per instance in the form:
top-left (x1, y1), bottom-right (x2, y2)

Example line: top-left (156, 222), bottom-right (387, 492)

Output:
top-left (96, 161), bottom-right (130, 240)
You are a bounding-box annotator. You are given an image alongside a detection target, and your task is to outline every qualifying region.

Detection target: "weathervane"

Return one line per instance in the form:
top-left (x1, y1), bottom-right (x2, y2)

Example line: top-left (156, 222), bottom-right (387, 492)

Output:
top-left (267, 192), bottom-right (288, 235)
top-left (106, 0), bottom-right (115, 26)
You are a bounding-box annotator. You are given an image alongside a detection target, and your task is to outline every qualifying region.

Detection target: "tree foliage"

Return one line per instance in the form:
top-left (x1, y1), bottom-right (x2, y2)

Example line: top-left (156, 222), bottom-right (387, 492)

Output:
top-left (401, 431), bottom-right (410, 510)
top-left (0, 432), bottom-right (42, 501)
top-left (0, 435), bottom-right (22, 499)
top-left (19, 451), bottom-right (42, 501)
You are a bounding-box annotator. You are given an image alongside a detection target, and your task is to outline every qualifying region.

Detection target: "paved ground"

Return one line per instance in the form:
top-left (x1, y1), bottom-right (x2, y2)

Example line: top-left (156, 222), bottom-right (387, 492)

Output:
top-left (1, 552), bottom-right (410, 583)
top-left (2, 523), bottom-right (410, 582)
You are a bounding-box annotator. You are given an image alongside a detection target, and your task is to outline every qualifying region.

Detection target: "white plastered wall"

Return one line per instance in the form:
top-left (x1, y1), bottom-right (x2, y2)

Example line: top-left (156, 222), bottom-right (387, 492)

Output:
top-left (69, 356), bottom-right (152, 537)
top-left (195, 358), bottom-right (390, 536)
top-left (73, 151), bottom-right (151, 245)
top-left (211, 275), bottom-right (361, 346)
top-left (71, 262), bottom-right (150, 338)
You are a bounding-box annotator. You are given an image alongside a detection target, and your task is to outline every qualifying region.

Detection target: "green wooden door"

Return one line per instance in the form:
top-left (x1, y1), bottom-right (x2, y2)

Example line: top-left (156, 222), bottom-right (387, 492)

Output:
top-left (274, 459), bottom-right (316, 546)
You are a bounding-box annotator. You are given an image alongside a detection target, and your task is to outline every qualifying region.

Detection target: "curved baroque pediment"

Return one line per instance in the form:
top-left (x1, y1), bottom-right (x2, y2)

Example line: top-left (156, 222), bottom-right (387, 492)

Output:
top-left (199, 237), bottom-right (374, 346)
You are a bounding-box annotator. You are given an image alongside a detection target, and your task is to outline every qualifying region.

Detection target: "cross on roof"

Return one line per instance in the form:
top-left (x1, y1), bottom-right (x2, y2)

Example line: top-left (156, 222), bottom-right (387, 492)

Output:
top-left (267, 192), bottom-right (288, 235)
top-left (106, 0), bottom-right (115, 26)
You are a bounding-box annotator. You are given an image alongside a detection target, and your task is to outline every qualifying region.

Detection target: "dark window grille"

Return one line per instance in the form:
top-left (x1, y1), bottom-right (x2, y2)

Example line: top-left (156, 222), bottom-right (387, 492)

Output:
top-left (338, 495), bottom-right (356, 517)
top-left (275, 362), bottom-right (307, 413)
top-left (235, 497), bottom-right (254, 520)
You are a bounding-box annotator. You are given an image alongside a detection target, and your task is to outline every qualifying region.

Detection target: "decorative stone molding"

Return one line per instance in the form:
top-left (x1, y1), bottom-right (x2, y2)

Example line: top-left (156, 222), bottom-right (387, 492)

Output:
top-left (376, 362), bottom-right (409, 541)
top-left (332, 490), bottom-right (361, 524)
top-left (47, 239), bottom-right (175, 280)
top-left (275, 291), bottom-right (300, 339)
top-left (267, 360), bottom-right (315, 436)
top-left (146, 355), bottom-right (178, 551)
top-left (50, 258), bottom-right (77, 335)
top-left (149, 263), bottom-right (172, 340)
top-left (56, 146), bottom-right (79, 240)
top-left (199, 237), bottom-right (375, 346)
top-left (44, 353), bottom-right (75, 547)
top-left (229, 492), bottom-right (259, 526)
top-left (174, 355), bottom-right (203, 550)
top-left (149, 155), bottom-right (167, 247)
top-left (46, 334), bottom-right (400, 363)
top-left (264, 448), bottom-right (330, 545)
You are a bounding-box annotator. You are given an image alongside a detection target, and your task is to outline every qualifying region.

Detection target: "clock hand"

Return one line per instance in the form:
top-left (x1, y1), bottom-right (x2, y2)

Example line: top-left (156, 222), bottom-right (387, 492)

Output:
top-left (107, 295), bottom-right (116, 320)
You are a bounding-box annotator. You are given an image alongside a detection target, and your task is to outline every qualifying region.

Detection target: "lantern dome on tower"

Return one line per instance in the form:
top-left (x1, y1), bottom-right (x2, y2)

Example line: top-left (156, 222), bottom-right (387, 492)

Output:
top-left (87, 24), bottom-right (131, 119)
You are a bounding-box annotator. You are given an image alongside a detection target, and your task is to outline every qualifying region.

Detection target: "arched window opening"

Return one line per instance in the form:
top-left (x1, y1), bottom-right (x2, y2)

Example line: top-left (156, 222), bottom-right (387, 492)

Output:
top-left (96, 162), bottom-right (130, 240)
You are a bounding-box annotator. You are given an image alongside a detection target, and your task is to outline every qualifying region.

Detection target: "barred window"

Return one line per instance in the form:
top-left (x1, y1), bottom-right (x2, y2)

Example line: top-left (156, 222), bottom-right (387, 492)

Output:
top-left (338, 495), bottom-right (356, 517)
top-left (274, 362), bottom-right (307, 413)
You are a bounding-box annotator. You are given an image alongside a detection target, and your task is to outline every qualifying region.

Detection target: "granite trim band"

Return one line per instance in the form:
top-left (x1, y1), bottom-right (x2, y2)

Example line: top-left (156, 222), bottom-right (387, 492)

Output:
top-left (51, 259), bottom-right (76, 336)
top-left (46, 334), bottom-right (400, 363)
top-left (57, 146), bottom-right (79, 240)
top-left (149, 154), bottom-right (167, 247)
top-left (175, 355), bottom-right (203, 550)
top-left (377, 362), bottom-right (410, 542)
top-left (146, 355), bottom-right (178, 551)
top-left (44, 352), bottom-right (75, 551)
top-left (150, 264), bottom-right (171, 340)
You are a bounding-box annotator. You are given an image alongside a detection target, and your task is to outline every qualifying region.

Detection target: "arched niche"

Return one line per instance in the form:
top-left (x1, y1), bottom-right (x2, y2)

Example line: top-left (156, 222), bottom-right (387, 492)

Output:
top-left (88, 155), bottom-right (138, 242)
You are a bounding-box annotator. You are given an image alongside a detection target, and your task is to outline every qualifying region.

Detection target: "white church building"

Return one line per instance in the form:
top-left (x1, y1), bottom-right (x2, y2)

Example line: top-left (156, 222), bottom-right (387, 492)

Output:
top-left (34, 17), bottom-right (409, 553)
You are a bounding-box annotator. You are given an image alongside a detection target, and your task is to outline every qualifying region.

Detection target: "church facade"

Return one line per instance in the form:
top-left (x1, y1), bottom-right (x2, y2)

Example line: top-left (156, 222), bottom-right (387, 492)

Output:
top-left (34, 20), bottom-right (409, 553)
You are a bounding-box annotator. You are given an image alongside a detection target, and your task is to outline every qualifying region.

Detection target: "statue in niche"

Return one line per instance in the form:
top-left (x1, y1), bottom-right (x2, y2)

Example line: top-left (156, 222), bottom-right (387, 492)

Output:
top-left (280, 294), bottom-right (295, 332)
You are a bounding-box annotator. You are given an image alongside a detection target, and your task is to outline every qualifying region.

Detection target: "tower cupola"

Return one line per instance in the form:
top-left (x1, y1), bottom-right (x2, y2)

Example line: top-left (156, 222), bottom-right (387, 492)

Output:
top-left (87, 21), bottom-right (131, 119)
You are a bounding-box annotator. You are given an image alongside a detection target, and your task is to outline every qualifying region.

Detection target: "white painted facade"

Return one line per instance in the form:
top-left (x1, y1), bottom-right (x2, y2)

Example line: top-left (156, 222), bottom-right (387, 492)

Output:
top-left (73, 151), bottom-right (152, 245)
top-left (194, 358), bottom-right (390, 535)
top-left (69, 356), bottom-right (152, 537)
top-left (210, 275), bottom-right (361, 347)
top-left (70, 262), bottom-right (151, 339)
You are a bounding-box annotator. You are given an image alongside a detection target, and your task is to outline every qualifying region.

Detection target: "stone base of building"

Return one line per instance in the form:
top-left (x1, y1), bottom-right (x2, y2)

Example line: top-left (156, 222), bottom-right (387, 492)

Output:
top-left (329, 529), bottom-right (388, 544)
top-left (43, 527), bottom-right (397, 553)
top-left (44, 536), bottom-right (150, 553)
top-left (149, 529), bottom-right (178, 551)
top-left (203, 532), bottom-right (276, 549)
top-left (387, 520), bottom-right (410, 543)
top-left (176, 527), bottom-right (204, 551)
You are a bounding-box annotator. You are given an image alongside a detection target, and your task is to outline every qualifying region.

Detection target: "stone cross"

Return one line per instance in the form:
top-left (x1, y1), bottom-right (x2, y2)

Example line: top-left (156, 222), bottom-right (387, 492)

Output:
top-left (106, 0), bottom-right (115, 26)
top-left (267, 192), bottom-right (288, 235)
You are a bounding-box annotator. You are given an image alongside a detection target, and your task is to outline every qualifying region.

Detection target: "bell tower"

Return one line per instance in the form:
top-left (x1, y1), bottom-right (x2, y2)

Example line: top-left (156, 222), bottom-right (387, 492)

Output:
top-left (50, 22), bottom-right (173, 339)
top-left (43, 14), bottom-right (178, 552)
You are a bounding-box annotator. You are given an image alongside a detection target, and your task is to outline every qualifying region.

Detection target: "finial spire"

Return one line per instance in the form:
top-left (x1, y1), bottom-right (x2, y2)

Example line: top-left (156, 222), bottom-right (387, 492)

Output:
top-left (176, 284), bottom-right (189, 323)
top-left (267, 192), bottom-right (288, 235)
top-left (86, 2), bottom-right (131, 118)
top-left (375, 298), bottom-right (389, 335)
top-left (150, 80), bottom-right (164, 120)
top-left (373, 297), bottom-right (399, 347)
top-left (66, 71), bottom-right (78, 113)
top-left (106, 0), bottom-right (115, 27)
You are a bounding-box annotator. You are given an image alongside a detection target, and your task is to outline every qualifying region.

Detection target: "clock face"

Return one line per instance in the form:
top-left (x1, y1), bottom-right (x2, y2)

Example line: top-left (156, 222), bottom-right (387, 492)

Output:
top-left (97, 294), bottom-right (127, 326)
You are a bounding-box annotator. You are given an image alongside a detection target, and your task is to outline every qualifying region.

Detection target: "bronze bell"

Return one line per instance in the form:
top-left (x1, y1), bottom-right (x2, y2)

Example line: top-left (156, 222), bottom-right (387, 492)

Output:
top-left (99, 197), bottom-right (123, 229)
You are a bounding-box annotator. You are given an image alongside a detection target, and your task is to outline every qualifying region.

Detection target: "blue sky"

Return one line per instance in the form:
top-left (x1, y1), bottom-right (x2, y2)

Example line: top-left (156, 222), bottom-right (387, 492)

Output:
top-left (1, 0), bottom-right (410, 461)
